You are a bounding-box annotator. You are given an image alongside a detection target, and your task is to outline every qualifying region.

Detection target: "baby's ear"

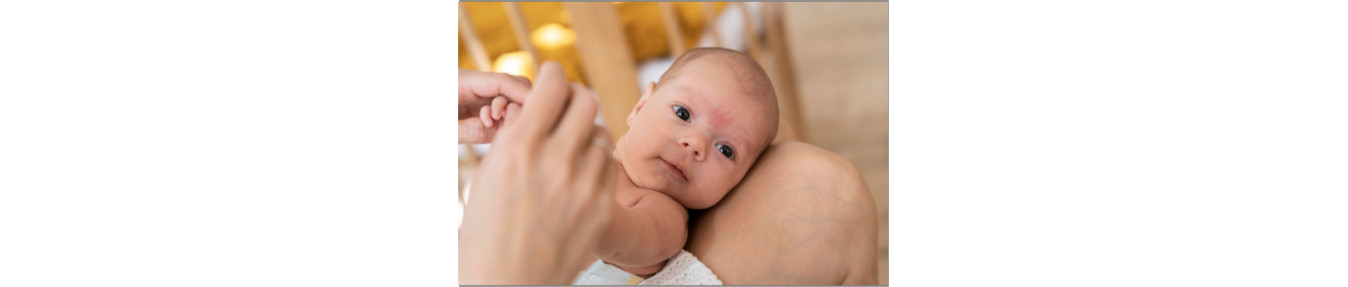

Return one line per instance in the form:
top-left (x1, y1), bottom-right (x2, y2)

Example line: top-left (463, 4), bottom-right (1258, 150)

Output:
top-left (628, 81), bottom-right (656, 126)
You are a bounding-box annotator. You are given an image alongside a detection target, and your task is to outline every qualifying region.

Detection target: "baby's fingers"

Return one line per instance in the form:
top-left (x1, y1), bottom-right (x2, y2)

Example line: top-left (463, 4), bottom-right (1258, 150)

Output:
top-left (479, 105), bottom-right (494, 128)
top-left (491, 96), bottom-right (508, 120)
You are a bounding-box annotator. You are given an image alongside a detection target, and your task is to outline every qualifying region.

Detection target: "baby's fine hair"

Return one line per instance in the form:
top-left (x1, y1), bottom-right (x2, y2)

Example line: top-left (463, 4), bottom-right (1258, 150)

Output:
top-left (658, 47), bottom-right (780, 147)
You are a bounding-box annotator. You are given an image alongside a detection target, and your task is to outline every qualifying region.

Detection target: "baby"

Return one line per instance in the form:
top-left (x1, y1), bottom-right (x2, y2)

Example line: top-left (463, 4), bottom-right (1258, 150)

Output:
top-left (481, 48), bottom-right (779, 278)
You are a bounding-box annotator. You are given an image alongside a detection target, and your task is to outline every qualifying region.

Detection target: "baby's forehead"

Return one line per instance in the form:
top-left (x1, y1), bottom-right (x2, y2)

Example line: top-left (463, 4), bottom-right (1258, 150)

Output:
top-left (660, 50), bottom-right (778, 150)
top-left (673, 66), bottom-right (763, 99)
top-left (665, 83), bottom-right (768, 118)
top-left (667, 86), bottom-right (774, 148)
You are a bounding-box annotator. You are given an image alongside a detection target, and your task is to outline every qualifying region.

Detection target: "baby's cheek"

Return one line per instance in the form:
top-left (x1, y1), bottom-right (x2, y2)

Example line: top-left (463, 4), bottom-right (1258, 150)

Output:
top-left (618, 130), bottom-right (656, 155)
top-left (705, 172), bottom-right (740, 198)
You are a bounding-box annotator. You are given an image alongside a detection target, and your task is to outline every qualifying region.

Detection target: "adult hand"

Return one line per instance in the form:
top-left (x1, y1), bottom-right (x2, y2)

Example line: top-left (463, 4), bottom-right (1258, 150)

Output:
top-left (460, 62), bottom-right (615, 284)
top-left (459, 69), bottom-right (532, 144)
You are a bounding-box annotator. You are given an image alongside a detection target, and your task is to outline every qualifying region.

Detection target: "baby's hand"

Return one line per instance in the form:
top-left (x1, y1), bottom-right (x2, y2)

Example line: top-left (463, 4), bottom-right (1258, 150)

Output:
top-left (479, 96), bottom-right (512, 128)
top-left (484, 97), bottom-right (523, 131)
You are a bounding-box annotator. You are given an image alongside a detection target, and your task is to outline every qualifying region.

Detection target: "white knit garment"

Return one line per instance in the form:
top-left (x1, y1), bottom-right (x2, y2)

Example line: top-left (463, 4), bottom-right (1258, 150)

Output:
top-left (639, 250), bottom-right (722, 285)
top-left (573, 250), bottom-right (723, 285)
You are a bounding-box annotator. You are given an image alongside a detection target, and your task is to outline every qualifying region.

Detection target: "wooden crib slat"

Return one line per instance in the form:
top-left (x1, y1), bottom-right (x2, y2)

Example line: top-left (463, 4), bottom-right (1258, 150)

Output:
top-left (763, 2), bottom-right (809, 143)
top-left (737, 2), bottom-right (761, 61)
top-left (503, 2), bottom-right (539, 68)
top-left (702, 2), bottom-right (723, 48)
top-left (458, 3), bottom-right (492, 72)
top-left (566, 2), bottom-right (640, 138)
top-left (659, 2), bottom-right (687, 58)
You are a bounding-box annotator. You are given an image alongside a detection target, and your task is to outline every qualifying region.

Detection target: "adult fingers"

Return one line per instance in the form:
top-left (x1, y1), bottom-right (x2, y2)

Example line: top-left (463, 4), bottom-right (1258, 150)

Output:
top-left (587, 126), bottom-right (616, 194)
top-left (567, 132), bottom-right (615, 265)
top-left (591, 125), bottom-right (614, 154)
top-left (580, 127), bottom-right (616, 244)
top-left (458, 117), bottom-right (495, 144)
top-left (459, 69), bottom-right (533, 104)
top-left (580, 128), bottom-right (614, 195)
top-left (513, 75), bottom-right (532, 87)
top-left (514, 62), bottom-right (571, 142)
top-left (459, 96), bottom-right (489, 120)
top-left (576, 125), bottom-right (615, 218)
top-left (499, 102), bottom-right (523, 130)
top-left (556, 83), bottom-right (600, 153)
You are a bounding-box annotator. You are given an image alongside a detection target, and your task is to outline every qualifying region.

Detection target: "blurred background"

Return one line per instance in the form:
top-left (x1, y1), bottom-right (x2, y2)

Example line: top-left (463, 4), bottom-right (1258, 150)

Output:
top-left (457, 2), bottom-right (887, 284)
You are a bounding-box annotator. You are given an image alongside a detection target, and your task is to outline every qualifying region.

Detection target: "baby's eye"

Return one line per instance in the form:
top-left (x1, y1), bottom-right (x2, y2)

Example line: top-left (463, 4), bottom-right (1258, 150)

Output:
top-left (717, 144), bottom-right (734, 159)
top-left (673, 105), bottom-right (691, 122)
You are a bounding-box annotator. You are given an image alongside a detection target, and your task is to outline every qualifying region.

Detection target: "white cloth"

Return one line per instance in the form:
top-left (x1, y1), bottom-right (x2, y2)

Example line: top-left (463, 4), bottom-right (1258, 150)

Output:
top-left (572, 250), bottom-right (723, 285)
top-left (572, 259), bottom-right (644, 285)
top-left (640, 250), bottom-right (723, 285)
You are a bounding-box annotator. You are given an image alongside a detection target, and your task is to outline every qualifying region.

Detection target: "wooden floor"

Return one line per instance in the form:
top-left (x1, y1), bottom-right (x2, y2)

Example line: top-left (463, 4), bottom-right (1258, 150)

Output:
top-left (781, 2), bottom-right (890, 284)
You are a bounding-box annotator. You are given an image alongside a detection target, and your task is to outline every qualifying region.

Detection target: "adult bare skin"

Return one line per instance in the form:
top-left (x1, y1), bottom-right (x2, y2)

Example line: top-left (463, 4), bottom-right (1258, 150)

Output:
top-left (687, 141), bottom-right (879, 284)
top-left (460, 63), bottom-right (615, 284)
top-left (458, 69), bottom-right (531, 144)
top-left (457, 65), bottom-right (876, 284)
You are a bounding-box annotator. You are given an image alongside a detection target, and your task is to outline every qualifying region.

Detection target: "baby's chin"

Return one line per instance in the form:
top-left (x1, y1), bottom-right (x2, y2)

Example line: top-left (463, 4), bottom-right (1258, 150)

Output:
top-left (629, 164), bottom-right (702, 203)
top-left (614, 156), bottom-right (665, 189)
top-left (626, 167), bottom-right (674, 192)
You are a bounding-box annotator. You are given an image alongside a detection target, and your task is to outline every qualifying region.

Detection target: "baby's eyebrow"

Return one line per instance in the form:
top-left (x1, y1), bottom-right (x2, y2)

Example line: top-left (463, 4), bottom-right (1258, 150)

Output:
top-left (720, 125), bottom-right (751, 158)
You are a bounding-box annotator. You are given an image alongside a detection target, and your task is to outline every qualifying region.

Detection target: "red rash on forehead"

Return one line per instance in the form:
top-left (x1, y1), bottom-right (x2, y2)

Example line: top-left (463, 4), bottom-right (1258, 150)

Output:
top-left (708, 105), bottom-right (730, 131)
top-left (687, 90), bottom-right (735, 143)
top-left (699, 93), bottom-right (750, 152)
top-left (668, 72), bottom-right (754, 151)
top-left (677, 86), bottom-right (724, 129)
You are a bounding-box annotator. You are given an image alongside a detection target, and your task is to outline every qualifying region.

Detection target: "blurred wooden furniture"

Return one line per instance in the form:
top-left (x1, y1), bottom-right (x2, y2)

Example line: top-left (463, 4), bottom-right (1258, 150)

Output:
top-left (563, 2), bottom-right (808, 142)
top-left (460, 4), bottom-right (887, 283)
top-left (458, 2), bottom-right (809, 143)
top-left (758, 2), bottom-right (808, 143)
top-left (564, 2), bottom-right (641, 137)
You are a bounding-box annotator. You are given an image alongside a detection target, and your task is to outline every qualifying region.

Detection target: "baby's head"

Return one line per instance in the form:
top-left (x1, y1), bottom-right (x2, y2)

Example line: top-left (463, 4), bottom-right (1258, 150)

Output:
top-left (614, 48), bottom-right (779, 209)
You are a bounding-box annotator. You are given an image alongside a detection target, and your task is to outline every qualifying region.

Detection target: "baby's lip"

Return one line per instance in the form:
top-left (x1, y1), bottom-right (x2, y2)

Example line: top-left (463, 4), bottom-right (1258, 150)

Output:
top-left (660, 158), bottom-right (688, 182)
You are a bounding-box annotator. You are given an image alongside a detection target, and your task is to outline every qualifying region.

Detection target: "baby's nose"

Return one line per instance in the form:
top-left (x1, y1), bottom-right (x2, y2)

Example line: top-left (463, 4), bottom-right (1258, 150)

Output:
top-left (679, 136), bottom-right (707, 161)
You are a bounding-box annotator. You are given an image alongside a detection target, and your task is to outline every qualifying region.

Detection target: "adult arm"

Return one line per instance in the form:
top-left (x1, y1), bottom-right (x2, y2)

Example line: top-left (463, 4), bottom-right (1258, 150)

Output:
top-left (686, 141), bottom-right (879, 284)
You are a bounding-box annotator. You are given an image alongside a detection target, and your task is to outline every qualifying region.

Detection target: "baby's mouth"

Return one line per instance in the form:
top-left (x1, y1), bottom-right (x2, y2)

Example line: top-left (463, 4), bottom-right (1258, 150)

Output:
top-left (660, 158), bottom-right (688, 182)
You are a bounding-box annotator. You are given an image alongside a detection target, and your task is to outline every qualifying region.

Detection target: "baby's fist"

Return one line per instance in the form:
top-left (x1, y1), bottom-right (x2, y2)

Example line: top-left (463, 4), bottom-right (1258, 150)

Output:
top-left (479, 96), bottom-right (511, 128)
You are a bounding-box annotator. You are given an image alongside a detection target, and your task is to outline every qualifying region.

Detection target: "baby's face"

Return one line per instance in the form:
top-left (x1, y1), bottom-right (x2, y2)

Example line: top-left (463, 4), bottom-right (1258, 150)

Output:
top-left (615, 60), bottom-right (775, 210)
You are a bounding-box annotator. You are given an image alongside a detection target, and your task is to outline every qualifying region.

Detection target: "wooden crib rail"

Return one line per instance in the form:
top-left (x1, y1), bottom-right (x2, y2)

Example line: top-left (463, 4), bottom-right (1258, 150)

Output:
top-left (458, 2), bottom-right (808, 143)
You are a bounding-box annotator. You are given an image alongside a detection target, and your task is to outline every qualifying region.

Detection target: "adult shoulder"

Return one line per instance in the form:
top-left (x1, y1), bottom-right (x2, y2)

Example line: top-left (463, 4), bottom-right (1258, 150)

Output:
top-left (686, 141), bottom-right (878, 284)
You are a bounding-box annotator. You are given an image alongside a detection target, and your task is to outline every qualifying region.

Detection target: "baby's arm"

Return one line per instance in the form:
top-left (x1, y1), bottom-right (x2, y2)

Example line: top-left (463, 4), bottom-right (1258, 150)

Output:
top-left (596, 188), bottom-right (689, 276)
